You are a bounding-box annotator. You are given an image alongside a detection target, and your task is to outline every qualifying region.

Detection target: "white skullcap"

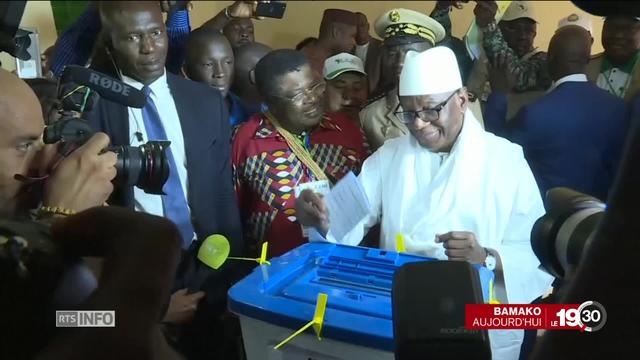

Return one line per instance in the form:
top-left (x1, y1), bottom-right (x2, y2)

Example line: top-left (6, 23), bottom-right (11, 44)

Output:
top-left (557, 13), bottom-right (593, 34)
top-left (399, 46), bottom-right (462, 97)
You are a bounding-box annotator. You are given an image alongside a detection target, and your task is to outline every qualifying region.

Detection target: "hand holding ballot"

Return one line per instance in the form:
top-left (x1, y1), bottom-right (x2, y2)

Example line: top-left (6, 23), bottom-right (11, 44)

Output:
top-left (296, 189), bottom-right (330, 235)
top-left (295, 172), bottom-right (371, 241)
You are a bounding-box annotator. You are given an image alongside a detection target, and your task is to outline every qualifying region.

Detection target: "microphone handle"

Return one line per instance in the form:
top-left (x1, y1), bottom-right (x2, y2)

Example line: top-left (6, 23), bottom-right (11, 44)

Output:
top-left (186, 267), bottom-right (210, 294)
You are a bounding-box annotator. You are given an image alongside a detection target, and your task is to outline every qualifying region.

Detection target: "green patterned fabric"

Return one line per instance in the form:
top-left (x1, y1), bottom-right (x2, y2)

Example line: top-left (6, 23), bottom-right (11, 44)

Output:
top-left (482, 26), bottom-right (551, 92)
top-left (50, 1), bottom-right (89, 35)
top-left (430, 6), bottom-right (551, 92)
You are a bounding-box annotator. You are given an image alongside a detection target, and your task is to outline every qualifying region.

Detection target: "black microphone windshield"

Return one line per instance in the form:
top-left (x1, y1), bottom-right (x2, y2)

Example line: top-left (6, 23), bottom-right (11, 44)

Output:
top-left (61, 65), bottom-right (147, 108)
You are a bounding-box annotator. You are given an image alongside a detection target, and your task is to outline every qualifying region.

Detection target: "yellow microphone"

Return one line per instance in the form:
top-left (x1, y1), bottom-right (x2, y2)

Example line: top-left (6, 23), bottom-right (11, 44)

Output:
top-left (188, 234), bottom-right (231, 293)
top-left (197, 234), bottom-right (231, 270)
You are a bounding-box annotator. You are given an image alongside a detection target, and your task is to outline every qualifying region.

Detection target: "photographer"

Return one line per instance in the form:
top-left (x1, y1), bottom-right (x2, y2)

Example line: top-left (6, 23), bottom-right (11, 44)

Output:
top-left (0, 69), bottom-right (116, 218)
top-left (1, 206), bottom-right (184, 360)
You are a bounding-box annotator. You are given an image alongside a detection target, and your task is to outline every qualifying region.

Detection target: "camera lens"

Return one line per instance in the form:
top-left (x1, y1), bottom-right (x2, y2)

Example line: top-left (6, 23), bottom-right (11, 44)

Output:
top-left (531, 188), bottom-right (605, 279)
top-left (111, 141), bottom-right (170, 195)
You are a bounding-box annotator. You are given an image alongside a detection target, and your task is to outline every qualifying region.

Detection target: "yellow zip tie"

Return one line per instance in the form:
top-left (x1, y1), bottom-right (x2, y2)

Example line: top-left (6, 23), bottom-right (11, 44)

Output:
top-left (395, 233), bottom-right (406, 253)
top-left (259, 242), bottom-right (270, 265)
top-left (312, 292), bottom-right (328, 338)
top-left (227, 256), bottom-right (261, 261)
top-left (227, 242), bottom-right (271, 265)
top-left (274, 293), bottom-right (328, 350)
top-left (489, 278), bottom-right (501, 304)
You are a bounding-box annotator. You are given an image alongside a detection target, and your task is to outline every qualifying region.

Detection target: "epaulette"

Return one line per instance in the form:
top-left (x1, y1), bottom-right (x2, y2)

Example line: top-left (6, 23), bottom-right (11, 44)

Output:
top-left (363, 92), bottom-right (386, 107)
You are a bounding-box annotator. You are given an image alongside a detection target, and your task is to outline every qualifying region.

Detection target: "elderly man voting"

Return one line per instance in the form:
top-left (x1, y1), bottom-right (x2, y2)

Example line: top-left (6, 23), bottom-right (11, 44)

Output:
top-left (296, 46), bottom-right (553, 360)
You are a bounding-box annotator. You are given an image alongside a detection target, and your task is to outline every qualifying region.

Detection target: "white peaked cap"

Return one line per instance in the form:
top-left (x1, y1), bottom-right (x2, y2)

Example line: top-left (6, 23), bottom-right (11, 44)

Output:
top-left (557, 13), bottom-right (593, 34)
top-left (399, 46), bottom-right (462, 97)
top-left (323, 52), bottom-right (366, 80)
top-left (501, 1), bottom-right (537, 22)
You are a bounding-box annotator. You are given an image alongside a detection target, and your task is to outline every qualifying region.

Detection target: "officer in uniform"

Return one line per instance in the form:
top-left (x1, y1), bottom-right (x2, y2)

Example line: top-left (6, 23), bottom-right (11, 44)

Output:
top-left (586, 15), bottom-right (640, 102)
top-left (359, 9), bottom-right (445, 151)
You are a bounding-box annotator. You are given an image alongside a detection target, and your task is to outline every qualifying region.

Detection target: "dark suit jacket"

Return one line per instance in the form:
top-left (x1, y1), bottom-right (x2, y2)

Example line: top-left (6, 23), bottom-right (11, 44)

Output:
top-left (87, 72), bottom-right (246, 358)
top-left (86, 72), bottom-right (242, 251)
top-left (486, 81), bottom-right (629, 202)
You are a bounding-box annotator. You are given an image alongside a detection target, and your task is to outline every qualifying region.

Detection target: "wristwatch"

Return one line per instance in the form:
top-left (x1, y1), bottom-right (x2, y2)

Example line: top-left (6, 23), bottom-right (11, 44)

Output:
top-left (484, 248), bottom-right (496, 271)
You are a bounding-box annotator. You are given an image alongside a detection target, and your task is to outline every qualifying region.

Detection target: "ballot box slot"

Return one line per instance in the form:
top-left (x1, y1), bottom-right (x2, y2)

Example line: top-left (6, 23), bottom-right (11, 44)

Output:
top-left (317, 256), bottom-right (397, 284)
top-left (312, 274), bottom-right (391, 293)
top-left (281, 278), bottom-right (392, 319)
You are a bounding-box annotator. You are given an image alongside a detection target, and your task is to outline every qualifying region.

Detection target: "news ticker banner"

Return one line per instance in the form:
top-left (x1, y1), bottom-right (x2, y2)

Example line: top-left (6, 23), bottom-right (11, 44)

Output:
top-left (466, 301), bottom-right (607, 332)
top-left (57, 302), bottom-right (607, 332)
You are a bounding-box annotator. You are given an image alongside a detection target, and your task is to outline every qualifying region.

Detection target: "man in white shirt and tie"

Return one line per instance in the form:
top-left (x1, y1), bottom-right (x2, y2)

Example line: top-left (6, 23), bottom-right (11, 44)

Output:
top-left (88, 2), bottom-right (245, 359)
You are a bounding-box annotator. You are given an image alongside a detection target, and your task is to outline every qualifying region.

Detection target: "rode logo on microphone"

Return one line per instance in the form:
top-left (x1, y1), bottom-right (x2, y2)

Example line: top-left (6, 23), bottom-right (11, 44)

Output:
top-left (88, 73), bottom-right (131, 96)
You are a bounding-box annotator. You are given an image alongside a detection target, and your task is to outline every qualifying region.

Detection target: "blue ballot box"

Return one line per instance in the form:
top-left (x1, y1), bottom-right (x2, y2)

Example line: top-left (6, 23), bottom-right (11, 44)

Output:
top-left (228, 242), bottom-right (495, 360)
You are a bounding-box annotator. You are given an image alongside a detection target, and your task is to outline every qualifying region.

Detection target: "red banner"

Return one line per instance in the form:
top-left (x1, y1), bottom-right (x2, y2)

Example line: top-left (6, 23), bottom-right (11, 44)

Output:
top-left (465, 302), bottom-right (607, 332)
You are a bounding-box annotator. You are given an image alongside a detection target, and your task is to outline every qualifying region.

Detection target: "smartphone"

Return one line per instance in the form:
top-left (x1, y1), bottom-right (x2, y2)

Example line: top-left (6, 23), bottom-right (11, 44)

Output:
top-left (254, 2), bottom-right (287, 19)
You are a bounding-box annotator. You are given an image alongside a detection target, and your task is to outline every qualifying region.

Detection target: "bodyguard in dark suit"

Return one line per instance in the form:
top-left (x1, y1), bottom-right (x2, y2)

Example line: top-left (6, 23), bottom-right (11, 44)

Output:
top-left (88, 2), bottom-right (244, 359)
top-left (486, 25), bottom-right (629, 202)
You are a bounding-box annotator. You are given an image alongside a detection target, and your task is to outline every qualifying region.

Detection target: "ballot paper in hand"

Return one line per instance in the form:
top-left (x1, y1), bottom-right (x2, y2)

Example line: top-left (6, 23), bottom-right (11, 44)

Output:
top-left (295, 180), bottom-right (331, 238)
top-left (324, 172), bottom-right (371, 242)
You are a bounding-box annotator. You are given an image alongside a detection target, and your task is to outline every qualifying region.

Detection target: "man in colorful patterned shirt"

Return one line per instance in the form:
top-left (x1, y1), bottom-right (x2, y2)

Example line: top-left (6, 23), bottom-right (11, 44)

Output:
top-left (232, 49), bottom-right (369, 258)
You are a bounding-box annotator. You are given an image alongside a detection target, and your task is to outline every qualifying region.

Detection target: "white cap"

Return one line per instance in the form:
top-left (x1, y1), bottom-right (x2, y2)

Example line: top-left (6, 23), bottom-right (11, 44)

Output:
top-left (399, 47), bottom-right (462, 96)
top-left (323, 52), bottom-right (366, 80)
top-left (501, 1), bottom-right (537, 22)
top-left (557, 13), bottom-right (593, 33)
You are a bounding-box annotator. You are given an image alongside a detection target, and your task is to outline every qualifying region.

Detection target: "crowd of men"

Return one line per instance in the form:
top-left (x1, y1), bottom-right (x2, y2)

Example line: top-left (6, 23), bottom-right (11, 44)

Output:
top-left (1, 1), bottom-right (639, 359)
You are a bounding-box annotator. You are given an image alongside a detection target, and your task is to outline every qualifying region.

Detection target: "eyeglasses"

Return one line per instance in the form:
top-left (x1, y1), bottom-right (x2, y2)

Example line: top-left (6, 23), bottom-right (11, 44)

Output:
top-left (273, 81), bottom-right (326, 106)
top-left (394, 90), bottom-right (460, 124)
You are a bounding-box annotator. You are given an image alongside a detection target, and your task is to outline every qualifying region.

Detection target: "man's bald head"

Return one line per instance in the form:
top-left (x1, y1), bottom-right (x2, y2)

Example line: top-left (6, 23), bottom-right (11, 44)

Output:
top-left (0, 69), bottom-right (45, 215)
top-left (185, 28), bottom-right (233, 63)
top-left (235, 42), bottom-right (272, 71)
top-left (232, 42), bottom-right (272, 103)
top-left (548, 27), bottom-right (591, 81)
top-left (99, 1), bottom-right (168, 85)
top-left (184, 28), bottom-right (235, 96)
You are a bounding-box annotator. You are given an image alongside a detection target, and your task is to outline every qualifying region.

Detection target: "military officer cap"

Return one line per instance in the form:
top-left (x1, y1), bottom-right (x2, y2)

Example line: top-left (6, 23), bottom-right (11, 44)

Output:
top-left (374, 8), bottom-right (446, 46)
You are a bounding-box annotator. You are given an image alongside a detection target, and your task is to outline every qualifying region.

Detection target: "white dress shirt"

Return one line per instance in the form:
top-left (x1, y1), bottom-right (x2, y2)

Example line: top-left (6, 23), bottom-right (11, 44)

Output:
top-left (121, 70), bottom-right (191, 220)
top-left (548, 73), bottom-right (588, 93)
top-left (597, 66), bottom-right (632, 98)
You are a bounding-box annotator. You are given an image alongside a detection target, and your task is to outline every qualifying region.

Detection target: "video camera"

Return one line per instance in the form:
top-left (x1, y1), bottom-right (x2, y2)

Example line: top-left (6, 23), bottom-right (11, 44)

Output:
top-left (44, 65), bottom-right (170, 195)
top-left (531, 187), bottom-right (605, 279)
top-left (0, 1), bottom-right (31, 60)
